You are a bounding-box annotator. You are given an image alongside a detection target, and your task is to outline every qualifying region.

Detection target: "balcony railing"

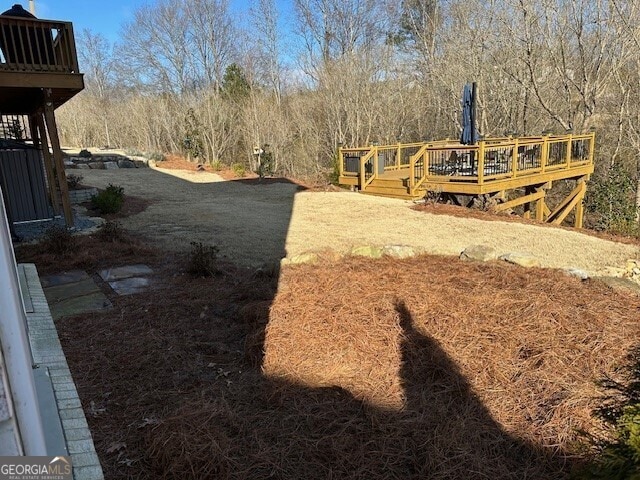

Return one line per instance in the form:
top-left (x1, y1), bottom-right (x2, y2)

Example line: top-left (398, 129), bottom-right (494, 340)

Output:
top-left (339, 133), bottom-right (596, 196)
top-left (0, 16), bottom-right (79, 73)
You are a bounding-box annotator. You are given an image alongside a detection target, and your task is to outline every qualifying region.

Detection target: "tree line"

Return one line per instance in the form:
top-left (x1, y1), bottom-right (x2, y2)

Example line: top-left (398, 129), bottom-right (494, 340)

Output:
top-left (57, 0), bottom-right (640, 231)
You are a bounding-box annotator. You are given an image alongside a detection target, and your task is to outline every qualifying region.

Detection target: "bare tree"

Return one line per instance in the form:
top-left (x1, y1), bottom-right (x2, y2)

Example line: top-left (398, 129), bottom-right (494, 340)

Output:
top-left (185, 0), bottom-right (237, 90)
top-left (250, 0), bottom-right (284, 103)
top-left (120, 0), bottom-right (193, 94)
top-left (77, 29), bottom-right (115, 146)
top-left (294, 0), bottom-right (391, 69)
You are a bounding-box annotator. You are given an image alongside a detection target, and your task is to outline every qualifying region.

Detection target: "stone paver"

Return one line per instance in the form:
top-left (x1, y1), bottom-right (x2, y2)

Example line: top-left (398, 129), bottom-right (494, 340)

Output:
top-left (98, 264), bottom-right (153, 282)
top-left (43, 279), bottom-right (101, 304)
top-left (48, 293), bottom-right (112, 321)
top-left (41, 270), bottom-right (112, 320)
top-left (40, 270), bottom-right (90, 288)
top-left (108, 277), bottom-right (151, 295)
top-left (97, 264), bottom-right (154, 296)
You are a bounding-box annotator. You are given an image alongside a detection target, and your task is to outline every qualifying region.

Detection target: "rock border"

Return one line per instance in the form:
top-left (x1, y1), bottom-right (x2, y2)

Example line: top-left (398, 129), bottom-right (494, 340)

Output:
top-left (65, 154), bottom-right (150, 170)
top-left (280, 243), bottom-right (640, 292)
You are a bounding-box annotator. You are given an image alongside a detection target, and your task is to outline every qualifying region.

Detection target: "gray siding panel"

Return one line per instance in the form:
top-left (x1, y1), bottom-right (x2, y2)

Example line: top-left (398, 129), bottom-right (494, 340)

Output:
top-left (0, 148), bottom-right (52, 222)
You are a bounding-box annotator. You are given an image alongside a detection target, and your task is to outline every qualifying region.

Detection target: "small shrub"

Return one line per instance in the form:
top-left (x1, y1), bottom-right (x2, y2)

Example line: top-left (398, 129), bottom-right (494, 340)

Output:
top-left (232, 163), bottom-right (246, 178)
top-left (329, 151), bottom-right (340, 185)
top-left (256, 143), bottom-right (275, 178)
top-left (586, 163), bottom-right (639, 235)
top-left (579, 346), bottom-right (640, 478)
top-left (42, 225), bottom-right (76, 255)
top-left (91, 184), bottom-right (125, 214)
top-left (66, 174), bottom-right (83, 190)
top-left (210, 160), bottom-right (223, 171)
top-left (96, 220), bottom-right (127, 243)
top-left (79, 149), bottom-right (92, 158)
top-left (187, 241), bottom-right (220, 277)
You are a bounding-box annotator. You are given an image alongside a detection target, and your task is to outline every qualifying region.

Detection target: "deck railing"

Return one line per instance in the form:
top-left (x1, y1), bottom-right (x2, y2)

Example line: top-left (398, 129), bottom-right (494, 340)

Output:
top-left (339, 133), bottom-right (595, 196)
top-left (0, 16), bottom-right (79, 73)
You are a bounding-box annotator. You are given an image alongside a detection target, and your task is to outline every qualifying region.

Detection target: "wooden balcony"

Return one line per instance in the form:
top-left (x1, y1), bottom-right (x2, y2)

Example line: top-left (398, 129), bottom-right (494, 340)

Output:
top-left (0, 16), bottom-right (83, 114)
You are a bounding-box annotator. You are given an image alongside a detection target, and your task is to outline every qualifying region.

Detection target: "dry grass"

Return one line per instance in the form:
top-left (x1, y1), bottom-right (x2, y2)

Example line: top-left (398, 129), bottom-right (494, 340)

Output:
top-left (412, 202), bottom-right (640, 247)
top-left (38, 246), bottom-right (640, 479)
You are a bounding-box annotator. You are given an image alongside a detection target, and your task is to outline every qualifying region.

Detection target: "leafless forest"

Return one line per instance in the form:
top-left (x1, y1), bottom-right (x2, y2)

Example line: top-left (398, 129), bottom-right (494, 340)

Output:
top-left (57, 0), bottom-right (640, 225)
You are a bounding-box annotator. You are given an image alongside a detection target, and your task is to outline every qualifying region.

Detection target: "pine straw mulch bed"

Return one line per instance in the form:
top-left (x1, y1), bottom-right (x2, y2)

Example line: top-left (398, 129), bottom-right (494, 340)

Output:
top-left (29, 247), bottom-right (640, 479)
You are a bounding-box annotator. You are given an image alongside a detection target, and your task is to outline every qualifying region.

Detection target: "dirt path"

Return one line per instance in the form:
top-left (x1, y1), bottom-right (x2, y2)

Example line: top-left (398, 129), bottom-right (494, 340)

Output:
top-left (79, 167), bottom-right (639, 274)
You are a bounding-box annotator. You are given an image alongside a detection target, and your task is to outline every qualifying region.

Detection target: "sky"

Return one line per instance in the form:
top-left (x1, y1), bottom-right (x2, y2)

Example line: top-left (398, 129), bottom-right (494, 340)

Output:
top-left (22, 0), bottom-right (294, 44)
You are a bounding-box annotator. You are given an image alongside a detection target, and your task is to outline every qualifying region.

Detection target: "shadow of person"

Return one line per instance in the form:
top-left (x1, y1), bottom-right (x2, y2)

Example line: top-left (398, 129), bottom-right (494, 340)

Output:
top-left (145, 298), bottom-right (573, 479)
top-left (393, 299), bottom-right (570, 478)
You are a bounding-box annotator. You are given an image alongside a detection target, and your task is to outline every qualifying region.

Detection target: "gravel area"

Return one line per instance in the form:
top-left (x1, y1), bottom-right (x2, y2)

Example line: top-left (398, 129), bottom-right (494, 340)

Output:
top-left (13, 208), bottom-right (99, 242)
top-left (79, 167), bottom-right (640, 274)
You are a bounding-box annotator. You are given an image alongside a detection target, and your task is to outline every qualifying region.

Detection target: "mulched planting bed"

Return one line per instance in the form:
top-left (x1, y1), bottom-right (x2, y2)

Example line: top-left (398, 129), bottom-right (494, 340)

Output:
top-left (20, 241), bottom-right (640, 479)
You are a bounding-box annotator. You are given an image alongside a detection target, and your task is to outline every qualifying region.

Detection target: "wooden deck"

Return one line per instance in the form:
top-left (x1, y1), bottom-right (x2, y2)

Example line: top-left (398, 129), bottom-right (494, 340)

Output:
top-left (0, 15), bottom-right (84, 226)
top-left (0, 16), bottom-right (83, 114)
top-left (338, 133), bottom-right (595, 227)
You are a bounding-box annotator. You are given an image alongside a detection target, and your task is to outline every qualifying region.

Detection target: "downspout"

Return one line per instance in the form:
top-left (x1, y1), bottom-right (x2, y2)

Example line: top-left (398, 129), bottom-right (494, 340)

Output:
top-left (0, 186), bottom-right (47, 455)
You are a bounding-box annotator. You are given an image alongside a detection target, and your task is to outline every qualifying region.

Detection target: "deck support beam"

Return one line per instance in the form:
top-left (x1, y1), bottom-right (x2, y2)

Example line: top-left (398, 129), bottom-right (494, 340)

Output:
top-left (30, 113), bottom-right (60, 215)
top-left (547, 178), bottom-right (587, 227)
top-left (42, 89), bottom-right (73, 226)
top-left (493, 189), bottom-right (546, 213)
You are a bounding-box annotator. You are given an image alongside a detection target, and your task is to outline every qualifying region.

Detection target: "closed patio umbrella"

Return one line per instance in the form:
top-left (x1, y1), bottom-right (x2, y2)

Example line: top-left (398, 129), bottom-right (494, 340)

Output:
top-left (460, 82), bottom-right (478, 145)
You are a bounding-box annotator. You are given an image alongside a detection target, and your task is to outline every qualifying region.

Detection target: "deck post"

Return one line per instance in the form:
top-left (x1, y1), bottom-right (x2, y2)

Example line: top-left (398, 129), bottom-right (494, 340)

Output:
top-left (565, 133), bottom-right (573, 167)
top-left (33, 112), bottom-right (60, 215)
top-left (477, 141), bottom-right (485, 186)
top-left (535, 184), bottom-right (547, 222)
top-left (574, 176), bottom-right (586, 228)
top-left (337, 145), bottom-right (343, 178)
top-left (43, 89), bottom-right (73, 227)
top-left (512, 137), bottom-right (519, 177)
top-left (373, 146), bottom-right (379, 178)
top-left (523, 186), bottom-right (531, 219)
top-left (396, 143), bottom-right (401, 169)
top-left (541, 134), bottom-right (549, 173)
top-left (409, 154), bottom-right (415, 195)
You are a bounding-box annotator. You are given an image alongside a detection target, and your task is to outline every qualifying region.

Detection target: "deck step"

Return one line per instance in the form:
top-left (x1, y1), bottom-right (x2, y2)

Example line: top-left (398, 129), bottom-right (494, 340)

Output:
top-left (368, 177), bottom-right (410, 187)
top-left (360, 191), bottom-right (420, 200)
top-left (361, 185), bottom-right (410, 196)
top-left (360, 184), bottom-right (425, 200)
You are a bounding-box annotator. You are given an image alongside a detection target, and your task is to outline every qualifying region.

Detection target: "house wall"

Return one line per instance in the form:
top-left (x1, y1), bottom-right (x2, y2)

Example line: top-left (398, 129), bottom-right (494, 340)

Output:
top-left (0, 184), bottom-right (47, 455)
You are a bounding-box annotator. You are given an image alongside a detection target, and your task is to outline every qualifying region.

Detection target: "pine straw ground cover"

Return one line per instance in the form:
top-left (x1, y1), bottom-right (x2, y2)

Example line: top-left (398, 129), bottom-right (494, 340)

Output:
top-left (38, 250), bottom-right (640, 479)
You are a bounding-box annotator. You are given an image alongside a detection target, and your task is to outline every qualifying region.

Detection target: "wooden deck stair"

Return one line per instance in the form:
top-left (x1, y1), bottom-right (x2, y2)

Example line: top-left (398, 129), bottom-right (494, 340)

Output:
top-left (359, 176), bottom-right (420, 199)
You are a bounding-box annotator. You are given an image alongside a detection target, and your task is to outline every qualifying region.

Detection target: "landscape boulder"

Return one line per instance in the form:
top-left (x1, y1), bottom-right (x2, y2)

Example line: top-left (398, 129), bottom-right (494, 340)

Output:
top-left (499, 252), bottom-right (541, 268)
top-left (382, 245), bottom-right (416, 259)
top-left (460, 245), bottom-right (497, 262)
top-left (351, 245), bottom-right (384, 259)
top-left (118, 159), bottom-right (136, 168)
